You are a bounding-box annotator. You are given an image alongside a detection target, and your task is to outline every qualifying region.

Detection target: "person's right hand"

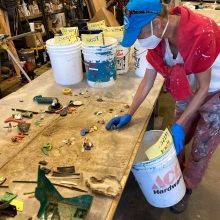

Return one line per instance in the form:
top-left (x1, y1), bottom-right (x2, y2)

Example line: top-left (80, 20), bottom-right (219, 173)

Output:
top-left (105, 114), bottom-right (132, 130)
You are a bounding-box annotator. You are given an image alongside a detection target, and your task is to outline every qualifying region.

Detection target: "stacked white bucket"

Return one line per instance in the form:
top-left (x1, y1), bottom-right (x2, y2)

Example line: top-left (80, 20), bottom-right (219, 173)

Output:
top-left (133, 40), bottom-right (148, 77)
top-left (82, 37), bottom-right (117, 88)
top-left (115, 37), bottom-right (130, 74)
top-left (46, 38), bottom-right (83, 85)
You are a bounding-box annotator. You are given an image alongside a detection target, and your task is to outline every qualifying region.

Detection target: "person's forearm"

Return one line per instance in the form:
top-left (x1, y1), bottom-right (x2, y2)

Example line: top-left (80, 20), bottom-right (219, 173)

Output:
top-left (176, 88), bottom-right (208, 126)
top-left (176, 69), bottom-right (211, 126)
top-left (128, 70), bottom-right (157, 116)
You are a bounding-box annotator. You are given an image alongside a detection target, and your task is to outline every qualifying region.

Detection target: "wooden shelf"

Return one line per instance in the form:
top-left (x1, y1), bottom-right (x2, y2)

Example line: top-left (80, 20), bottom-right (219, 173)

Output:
top-left (46, 9), bottom-right (64, 16)
top-left (20, 13), bottom-right (43, 21)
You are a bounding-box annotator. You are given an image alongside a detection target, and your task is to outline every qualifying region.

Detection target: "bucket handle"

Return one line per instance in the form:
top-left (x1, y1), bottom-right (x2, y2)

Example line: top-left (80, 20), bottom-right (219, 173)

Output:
top-left (116, 47), bottom-right (131, 61)
top-left (132, 48), bottom-right (148, 58)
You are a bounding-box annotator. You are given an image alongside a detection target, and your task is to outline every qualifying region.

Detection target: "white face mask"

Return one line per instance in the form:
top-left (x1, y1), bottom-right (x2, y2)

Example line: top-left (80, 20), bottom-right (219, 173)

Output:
top-left (138, 17), bottom-right (169, 49)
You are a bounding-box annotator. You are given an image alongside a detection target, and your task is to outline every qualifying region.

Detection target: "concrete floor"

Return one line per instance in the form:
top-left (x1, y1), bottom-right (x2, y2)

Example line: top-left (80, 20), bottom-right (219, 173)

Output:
top-left (1, 66), bottom-right (220, 220)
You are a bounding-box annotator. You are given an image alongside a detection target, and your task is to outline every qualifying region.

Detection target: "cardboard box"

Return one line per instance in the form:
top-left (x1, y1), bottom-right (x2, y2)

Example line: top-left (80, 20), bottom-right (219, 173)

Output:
top-left (25, 33), bottom-right (43, 47)
top-left (90, 7), bottom-right (120, 27)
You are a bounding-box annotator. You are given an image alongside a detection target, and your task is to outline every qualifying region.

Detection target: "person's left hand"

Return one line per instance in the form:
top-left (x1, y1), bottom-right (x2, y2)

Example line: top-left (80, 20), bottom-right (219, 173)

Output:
top-left (171, 123), bottom-right (185, 155)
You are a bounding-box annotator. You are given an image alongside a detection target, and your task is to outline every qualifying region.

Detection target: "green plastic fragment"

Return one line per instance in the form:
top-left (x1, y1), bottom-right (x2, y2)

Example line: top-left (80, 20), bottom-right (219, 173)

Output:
top-left (1, 192), bottom-right (17, 202)
top-left (41, 143), bottom-right (52, 156)
top-left (33, 95), bottom-right (58, 104)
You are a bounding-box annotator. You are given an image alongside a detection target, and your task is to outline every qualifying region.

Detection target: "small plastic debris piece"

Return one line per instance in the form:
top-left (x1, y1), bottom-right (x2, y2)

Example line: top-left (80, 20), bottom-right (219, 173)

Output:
top-left (39, 160), bottom-right (48, 166)
top-left (97, 98), bottom-right (103, 102)
top-left (93, 126), bottom-right (98, 131)
top-left (73, 101), bottom-right (83, 106)
top-left (83, 138), bottom-right (94, 150)
top-left (94, 111), bottom-right (102, 116)
top-left (28, 195), bottom-right (35, 198)
top-left (19, 100), bottom-right (23, 102)
top-left (80, 128), bottom-right (89, 136)
top-left (23, 191), bottom-right (35, 195)
top-left (41, 167), bottom-right (51, 174)
top-left (57, 166), bottom-right (75, 173)
top-left (79, 92), bottom-right (84, 95)
top-left (41, 143), bottom-right (52, 156)
top-left (13, 114), bottom-right (22, 119)
top-left (40, 114), bottom-right (44, 120)
top-left (62, 88), bottom-right (72, 95)
top-left (10, 199), bottom-right (24, 212)
top-left (18, 122), bottom-right (31, 135)
top-left (1, 192), bottom-right (17, 202)
top-left (98, 120), bottom-right (105, 124)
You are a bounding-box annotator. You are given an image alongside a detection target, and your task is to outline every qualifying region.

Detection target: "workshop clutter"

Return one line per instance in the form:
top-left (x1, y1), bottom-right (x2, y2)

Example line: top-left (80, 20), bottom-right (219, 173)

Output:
top-left (82, 37), bottom-right (117, 88)
top-left (46, 38), bottom-right (83, 85)
top-left (132, 130), bottom-right (186, 208)
top-left (133, 40), bottom-right (148, 78)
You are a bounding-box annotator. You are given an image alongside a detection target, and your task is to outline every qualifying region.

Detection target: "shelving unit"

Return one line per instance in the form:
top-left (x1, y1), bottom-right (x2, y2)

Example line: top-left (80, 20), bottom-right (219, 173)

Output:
top-left (7, 0), bottom-right (66, 44)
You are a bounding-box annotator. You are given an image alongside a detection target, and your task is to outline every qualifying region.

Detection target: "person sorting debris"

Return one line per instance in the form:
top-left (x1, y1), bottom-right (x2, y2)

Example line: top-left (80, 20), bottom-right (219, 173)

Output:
top-left (106, 0), bottom-right (220, 214)
top-left (105, 0), bottom-right (129, 25)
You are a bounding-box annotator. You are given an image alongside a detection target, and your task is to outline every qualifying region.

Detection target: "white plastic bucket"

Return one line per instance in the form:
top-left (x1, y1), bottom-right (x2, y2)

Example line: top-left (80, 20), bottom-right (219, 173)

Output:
top-left (46, 38), bottom-right (81, 49)
top-left (48, 48), bottom-right (83, 85)
top-left (82, 46), bottom-right (117, 88)
top-left (115, 37), bottom-right (129, 74)
top-left (46, 45), bottom-right (81, 53)
top-left (132, 130), bottom-right (186, 208)
top-left (133, 40), bottom-right (148, 77)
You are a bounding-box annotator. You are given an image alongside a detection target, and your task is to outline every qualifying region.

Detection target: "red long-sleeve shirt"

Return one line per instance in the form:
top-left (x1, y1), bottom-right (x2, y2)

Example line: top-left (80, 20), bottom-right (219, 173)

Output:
top-left (106, 0), bottom-right (129, 11)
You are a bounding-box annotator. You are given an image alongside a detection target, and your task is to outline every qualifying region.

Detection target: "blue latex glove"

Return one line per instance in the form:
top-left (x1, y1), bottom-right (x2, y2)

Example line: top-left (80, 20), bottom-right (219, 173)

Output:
top-left (171, 123), bottom-right (185, 155)
top-left (105, 114), bottom-right (132, 130)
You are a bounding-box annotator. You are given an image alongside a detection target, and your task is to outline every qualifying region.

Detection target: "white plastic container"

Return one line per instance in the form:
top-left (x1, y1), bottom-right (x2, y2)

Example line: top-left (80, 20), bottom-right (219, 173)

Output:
top-left (132, 130), bottom-right (186, 208)
top-left (82, 37), bottom-right (117, 88)
top-left (48, 48), bottom-right (83, 85)
top-left (46, 38), bottom-right (81, 49)
top-left (115, 37), bottom-right (129, 74)
top-left (133, 40), bottom-right (148, 77)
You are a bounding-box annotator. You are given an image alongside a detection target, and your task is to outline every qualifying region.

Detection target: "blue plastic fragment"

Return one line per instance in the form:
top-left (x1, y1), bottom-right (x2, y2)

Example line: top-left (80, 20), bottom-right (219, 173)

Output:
top-left (80, 128), bottom-right (89, 136)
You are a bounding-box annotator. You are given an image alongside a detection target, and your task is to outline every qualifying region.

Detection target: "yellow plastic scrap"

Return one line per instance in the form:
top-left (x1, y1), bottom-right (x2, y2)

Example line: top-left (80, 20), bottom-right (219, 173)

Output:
top-left (93, 126), bottom-right (98, 131)
top-left (10, 199), bottom-right (24, 212)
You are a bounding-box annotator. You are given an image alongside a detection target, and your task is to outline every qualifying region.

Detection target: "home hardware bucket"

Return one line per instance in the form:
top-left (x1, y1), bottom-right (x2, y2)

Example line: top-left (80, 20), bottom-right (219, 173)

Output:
top-left (115, 37), bottom-right (129, 74)
top-left (82, 37), bottom-right (117, 88)
top-left (132, 130), bottom-right (186, 208)
top-left (133, 41), bottom-right (148, 77)
top-left (47, 49), bottom-right (83, 86)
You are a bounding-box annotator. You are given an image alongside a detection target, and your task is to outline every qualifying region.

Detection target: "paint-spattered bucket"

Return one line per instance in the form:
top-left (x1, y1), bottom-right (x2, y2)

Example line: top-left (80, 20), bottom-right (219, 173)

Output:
top-left (115, 37), bottom-right (129, 75)
top-left (133, 41), bottom-right (148, 77)
top-left (46, 39), bottom-right (83, 85)
top-left (132, 130), bottom-right (186, 208)
top-left (82, 37), bottom-right (117, 88)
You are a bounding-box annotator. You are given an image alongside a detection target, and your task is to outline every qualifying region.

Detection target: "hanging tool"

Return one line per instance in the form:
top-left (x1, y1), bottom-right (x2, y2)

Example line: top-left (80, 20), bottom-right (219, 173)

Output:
top-left (0, 31), bottom-right (40, 82)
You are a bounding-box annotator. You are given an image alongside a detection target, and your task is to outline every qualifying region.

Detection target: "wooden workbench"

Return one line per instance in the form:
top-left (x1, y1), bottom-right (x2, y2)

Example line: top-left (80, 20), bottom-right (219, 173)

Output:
top-left (0, 67), bottom-right (164, 220)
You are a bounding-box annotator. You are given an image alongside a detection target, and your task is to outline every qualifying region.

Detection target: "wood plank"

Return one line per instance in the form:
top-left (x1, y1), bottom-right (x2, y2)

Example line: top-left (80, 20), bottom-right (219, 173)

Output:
top-left (0, 10), bottom-right (20, 76)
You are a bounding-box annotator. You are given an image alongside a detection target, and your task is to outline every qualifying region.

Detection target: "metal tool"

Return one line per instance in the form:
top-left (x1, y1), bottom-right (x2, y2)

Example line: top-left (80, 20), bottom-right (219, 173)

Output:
top-left (0, 177), bottom-right (8, 188)
top-left (11, 108), bottom-right (38, 114)
top-left (12, 180), bottom-right (87, 193)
